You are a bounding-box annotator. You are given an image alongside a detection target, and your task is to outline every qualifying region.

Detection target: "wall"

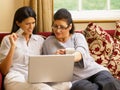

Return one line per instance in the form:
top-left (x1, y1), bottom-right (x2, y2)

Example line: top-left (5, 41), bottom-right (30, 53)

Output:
top-left (0, 0), bottom-right (24, 33)
top-left (74, 22), bottom-right (116, 31)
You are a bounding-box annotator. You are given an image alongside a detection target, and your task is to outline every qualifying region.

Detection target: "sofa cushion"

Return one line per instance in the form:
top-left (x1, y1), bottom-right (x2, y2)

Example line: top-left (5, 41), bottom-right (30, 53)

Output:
top-left (83, 22), bottom-right (114, 69)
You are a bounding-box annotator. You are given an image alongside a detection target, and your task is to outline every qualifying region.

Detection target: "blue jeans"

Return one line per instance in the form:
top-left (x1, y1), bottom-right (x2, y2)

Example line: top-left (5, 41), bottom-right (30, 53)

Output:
top-left (71, 71), bottom-right (120, 90)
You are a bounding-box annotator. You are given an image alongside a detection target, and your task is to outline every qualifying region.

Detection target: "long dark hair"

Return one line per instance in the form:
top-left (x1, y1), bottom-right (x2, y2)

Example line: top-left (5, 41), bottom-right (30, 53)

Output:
top-left (53, 8), bottom-right (75, 34)
top-left (11, 6), bottom-right (37, 34)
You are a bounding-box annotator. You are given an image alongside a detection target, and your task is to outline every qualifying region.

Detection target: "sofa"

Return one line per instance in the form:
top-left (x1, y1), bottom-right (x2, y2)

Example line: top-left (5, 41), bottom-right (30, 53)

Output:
top-left (0, 22), bottom-right (120, 89)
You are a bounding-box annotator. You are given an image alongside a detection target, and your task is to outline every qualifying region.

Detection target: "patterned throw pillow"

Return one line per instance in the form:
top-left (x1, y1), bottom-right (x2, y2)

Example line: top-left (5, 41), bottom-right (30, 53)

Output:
top-left (108, 21), bottom-right (120, 79)
top-left (114, 21), bottom-right (120, 41)
top-left (83, 22), bottom-right (114, 68)
top-left (108, 38), bottom-right (120, 79)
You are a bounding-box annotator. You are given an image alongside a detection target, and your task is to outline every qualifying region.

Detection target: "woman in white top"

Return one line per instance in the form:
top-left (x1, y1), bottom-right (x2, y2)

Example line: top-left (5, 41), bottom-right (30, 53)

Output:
top-left (0, 6), bottom-right (72, 90)
top-left (0, 6), bottom-right (53, 90)
top-left (42, 8), bottom-right (120, 90)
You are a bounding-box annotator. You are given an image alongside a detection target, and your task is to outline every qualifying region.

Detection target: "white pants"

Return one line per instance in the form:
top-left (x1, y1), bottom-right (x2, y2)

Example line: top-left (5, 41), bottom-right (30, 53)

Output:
top-left (4, 71), bottom-right (72, 90)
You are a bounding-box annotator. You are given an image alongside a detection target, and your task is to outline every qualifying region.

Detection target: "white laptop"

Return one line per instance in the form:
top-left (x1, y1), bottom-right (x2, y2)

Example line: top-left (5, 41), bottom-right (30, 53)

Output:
top-left (28, 55), bottom-right (74, 83)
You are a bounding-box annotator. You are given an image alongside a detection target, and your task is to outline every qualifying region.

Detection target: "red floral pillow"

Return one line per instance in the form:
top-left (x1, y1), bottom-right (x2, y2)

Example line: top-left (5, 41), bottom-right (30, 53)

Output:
top-left (109, 21), bottom-right (120, 79)
top-left (108, 38), bottom-right (120, 79)
top-left (114, 21), bottom-right (120, 41)
top-left (83, 22), bottom-right (114, 68)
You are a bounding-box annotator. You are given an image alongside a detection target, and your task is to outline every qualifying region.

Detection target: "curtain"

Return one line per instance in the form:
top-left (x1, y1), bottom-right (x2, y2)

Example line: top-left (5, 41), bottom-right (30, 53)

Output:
top-left (23, 0), bottom-right (53, 32)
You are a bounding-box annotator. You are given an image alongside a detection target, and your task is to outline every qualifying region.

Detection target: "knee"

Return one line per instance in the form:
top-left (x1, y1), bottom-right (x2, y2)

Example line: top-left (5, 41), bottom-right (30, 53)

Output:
top-left (102, 80), bottom-right (120, 90)
top-left (71, 80), bottom-right (98, 90)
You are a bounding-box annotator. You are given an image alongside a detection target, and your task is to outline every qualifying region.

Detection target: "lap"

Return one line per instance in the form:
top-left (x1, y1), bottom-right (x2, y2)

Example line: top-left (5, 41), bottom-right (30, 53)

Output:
top-left (92, 71), bottom-right (120, 90)
top-left (71, 79), bottom-right (98, 90)
top-left (4, 71), bottom-right (71, 90)
top-left (50, 82), bottom-right (72, 90)
top-left (71, 71), bottom-right (120, 90)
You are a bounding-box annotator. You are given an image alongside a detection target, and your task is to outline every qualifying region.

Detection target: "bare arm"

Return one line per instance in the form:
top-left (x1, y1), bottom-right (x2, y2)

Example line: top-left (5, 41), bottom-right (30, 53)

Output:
top-left (0, 33), bottom-right (17, 75)
top-left (0, 46), bottom-right (15, 75)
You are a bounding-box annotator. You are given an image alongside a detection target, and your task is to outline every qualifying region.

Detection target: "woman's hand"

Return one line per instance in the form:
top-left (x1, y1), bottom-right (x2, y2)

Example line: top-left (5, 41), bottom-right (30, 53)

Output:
top-left (72, 51), bottom-right (82, 62)
top-left (55, 49), bottom-right (82, 62)
top-left (55, 49), bottom-right (66, 55)
top-left (9, 33), bottom-right (18, 47)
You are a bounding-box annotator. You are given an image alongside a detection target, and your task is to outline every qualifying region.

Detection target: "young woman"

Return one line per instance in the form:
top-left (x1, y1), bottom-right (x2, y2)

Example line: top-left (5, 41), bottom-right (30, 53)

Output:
top-left (0, 6), bottom-right (53, 90)
top-left (42, 8), bottom-right (120, 90)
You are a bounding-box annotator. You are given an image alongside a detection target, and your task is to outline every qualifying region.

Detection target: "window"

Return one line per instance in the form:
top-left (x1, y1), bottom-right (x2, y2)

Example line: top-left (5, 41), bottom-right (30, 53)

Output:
top-left (54, 0), bottom-right (120, 22)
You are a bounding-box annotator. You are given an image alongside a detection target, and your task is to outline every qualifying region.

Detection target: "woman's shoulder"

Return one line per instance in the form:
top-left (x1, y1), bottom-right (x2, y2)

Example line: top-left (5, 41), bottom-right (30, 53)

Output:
top-left (73, 32), bottom-right (85, 38)
top-left (0, 35), bottom-right (11, 47)
top-left (43, 36), bottom-right (55, 43)
top-left (2, 35), bottom-right (10, 41)
top-left (45, 35), bottom-right (55, 40)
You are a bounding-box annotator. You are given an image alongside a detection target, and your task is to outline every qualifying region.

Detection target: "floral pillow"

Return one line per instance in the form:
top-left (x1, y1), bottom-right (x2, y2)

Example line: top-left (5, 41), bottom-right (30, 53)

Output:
top-left (114, 21), bottom-right (120, 41)
top-left (83, 22), bottom-right (114, 68)
top-left (108, 38), bottom-right (120, 79)
top-left (108, 21), bottom-right (120, 79)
